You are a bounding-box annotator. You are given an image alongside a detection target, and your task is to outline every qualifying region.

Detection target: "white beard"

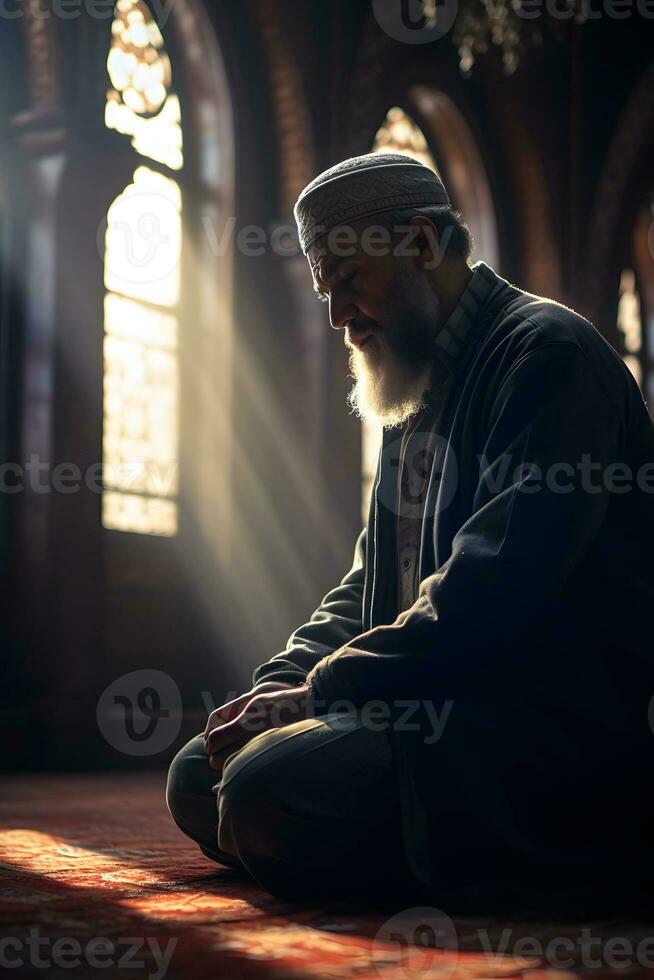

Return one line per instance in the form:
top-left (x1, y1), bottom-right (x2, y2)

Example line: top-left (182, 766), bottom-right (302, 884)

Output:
top-left (346, 338), bottom-right (431, 428)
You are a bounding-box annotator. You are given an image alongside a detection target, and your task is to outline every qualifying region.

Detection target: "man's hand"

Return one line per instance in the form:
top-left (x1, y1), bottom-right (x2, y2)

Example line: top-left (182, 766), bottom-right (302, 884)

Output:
top-left (203, 681), bottom-right (295, 740)
top-left (203, 685), bottom-right (311, 772)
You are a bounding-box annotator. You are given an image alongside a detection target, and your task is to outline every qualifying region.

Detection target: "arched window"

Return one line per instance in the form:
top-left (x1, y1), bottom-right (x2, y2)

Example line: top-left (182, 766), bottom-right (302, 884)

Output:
top-left (617, 196), bottom-right (654, 415)
top-left (362, 99), bottom-right (499, 519)
top-left (373, 105), bottom-right (438, 171)
top-left (617, 268), bottom-right (643, 389)
top-left (102, 0), bottom-right (183, 535)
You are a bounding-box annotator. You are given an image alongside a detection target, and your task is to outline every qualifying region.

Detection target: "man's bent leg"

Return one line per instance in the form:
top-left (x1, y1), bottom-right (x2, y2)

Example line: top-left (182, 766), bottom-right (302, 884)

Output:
top-left (217, 712), bottom-right (423, 902)
top-left (166, 734), bottom-right (245, 870)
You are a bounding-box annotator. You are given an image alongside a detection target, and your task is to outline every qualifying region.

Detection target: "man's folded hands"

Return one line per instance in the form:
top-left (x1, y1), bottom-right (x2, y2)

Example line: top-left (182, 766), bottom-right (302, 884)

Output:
top-left (203, 685), bottom-right (311, 772)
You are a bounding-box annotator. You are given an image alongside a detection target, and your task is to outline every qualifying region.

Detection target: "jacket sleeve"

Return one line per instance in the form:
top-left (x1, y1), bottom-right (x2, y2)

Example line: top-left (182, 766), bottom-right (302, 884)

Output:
top-left (250, 527), bottom-right (368, 688)
top-left (304, 342), bottom-right (624, 707)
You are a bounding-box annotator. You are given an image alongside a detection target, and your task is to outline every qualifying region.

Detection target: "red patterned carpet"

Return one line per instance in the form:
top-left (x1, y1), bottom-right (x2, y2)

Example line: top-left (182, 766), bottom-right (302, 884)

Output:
top-left (0, 774), bottom-right (651, 979)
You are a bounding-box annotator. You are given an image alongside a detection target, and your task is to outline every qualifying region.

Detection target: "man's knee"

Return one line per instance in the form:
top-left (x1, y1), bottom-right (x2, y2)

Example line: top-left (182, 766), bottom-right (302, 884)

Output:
top-left (215, 715), bottom-right (405, 899)
top-left (217, 775), bottom-right (306, 897)
top-left (216, 737), bottom-right (315, 896)
top-left (216, 728), bottom-right (369, 899)
top-left (218, 768), bottom-right (392, 900)
top-left (166, 734), bottom-right (212, 831)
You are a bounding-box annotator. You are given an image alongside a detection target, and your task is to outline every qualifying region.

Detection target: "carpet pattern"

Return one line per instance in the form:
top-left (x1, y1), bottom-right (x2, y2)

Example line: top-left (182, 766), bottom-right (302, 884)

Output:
top-left (0, 774), bottom-right (651, 978)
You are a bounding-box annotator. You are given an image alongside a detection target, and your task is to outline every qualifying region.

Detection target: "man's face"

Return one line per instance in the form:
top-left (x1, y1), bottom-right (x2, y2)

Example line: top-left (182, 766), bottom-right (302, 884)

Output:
top-left (308, 218), bottom-right (442, 428)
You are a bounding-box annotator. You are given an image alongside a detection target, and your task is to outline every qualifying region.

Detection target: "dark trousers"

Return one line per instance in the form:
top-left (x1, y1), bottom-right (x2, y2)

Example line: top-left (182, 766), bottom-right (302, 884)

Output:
top-left (166, 712), bottom-right (425, 902)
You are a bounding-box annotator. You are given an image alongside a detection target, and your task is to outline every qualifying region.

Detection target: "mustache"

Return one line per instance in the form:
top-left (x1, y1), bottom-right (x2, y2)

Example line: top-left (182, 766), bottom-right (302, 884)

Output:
top-left (345, 319), bottom-right (380, 347)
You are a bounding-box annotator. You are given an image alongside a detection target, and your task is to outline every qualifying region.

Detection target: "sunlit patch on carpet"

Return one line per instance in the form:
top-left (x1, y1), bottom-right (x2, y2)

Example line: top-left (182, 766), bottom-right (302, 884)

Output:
top-left (0, 774), bottom-right (650, 978)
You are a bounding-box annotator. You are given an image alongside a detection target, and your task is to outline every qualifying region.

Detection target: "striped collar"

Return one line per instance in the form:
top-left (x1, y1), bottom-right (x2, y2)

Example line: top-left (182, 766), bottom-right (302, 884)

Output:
top-left (427, 260), bottom-right (499, 390)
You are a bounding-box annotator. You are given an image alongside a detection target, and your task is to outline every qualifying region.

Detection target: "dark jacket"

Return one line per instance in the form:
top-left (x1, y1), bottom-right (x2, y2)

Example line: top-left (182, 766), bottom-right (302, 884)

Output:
top-left (252, 267), bottom-right (654, 900)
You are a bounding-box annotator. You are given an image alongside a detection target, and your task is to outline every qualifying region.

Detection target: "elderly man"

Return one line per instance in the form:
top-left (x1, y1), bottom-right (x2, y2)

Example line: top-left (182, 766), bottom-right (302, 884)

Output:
top-left (167, 154), bottom-right (654, 905)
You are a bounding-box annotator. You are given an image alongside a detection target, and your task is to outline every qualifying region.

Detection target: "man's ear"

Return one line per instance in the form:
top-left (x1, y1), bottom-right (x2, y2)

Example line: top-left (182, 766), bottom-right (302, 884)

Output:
top-left (408, 215), bottom-right (442, 271)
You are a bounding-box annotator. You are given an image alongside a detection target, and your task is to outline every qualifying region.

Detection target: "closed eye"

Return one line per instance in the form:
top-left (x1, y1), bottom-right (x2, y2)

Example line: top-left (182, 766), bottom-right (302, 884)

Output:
top-left (312, 266), bottom-right (358, 304)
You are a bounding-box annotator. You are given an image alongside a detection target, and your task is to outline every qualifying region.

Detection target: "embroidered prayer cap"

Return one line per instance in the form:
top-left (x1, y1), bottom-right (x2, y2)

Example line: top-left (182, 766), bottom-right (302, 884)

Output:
top-left (294, 152), bottom-right (451, 254)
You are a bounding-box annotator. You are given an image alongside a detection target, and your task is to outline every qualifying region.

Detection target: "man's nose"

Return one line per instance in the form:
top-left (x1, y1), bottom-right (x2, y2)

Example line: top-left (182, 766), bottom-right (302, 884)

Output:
top-left (328, 292), bottom-right (356, 332)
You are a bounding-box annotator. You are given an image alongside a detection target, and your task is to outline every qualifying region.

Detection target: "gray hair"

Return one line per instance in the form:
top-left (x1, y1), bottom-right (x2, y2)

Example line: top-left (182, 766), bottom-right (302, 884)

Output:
top-left (372, 204), bottom-right (474, 262)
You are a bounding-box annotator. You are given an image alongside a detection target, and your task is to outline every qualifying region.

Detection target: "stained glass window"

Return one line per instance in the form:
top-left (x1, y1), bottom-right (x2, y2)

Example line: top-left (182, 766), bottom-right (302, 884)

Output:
top-left (372, 106), bottom-right (440, 174)
top-left (102, 0), bottom-right (182, 535)
top-left (617, 268), bottom-right (643, 390)
top-left (622, 199), bottom-right (654, 416)
top-left (105, 0), bottom-right (183, 171)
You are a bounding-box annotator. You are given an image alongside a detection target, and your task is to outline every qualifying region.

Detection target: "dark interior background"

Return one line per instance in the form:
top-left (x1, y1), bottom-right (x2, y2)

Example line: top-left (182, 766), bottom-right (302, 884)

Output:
top-left (1, 0), bottom-right (652, 770)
